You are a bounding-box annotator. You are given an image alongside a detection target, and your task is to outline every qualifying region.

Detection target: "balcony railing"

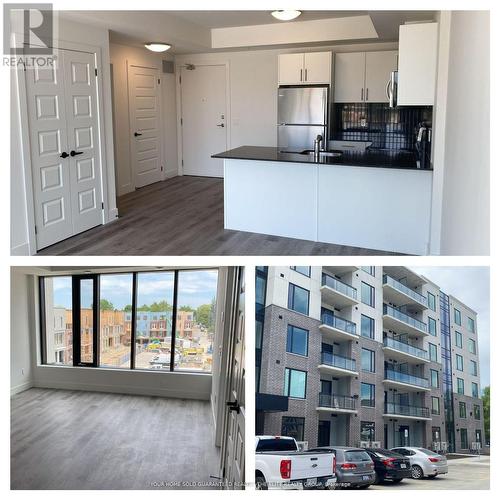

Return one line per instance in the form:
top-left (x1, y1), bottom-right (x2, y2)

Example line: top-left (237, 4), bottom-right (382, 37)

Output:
top-left (384, 368), bottom-right (429, 388)
top-left (321, 311), bottom-right (357, 336)
top-left (321, 351), bottom-right (356, 372)
top-left (383, 304), bottom-right (427, 334)
top-left (383, 337), bottom-right (429, 361)
top-left (384, 402), bottom-right (430, 418)
top-left (319, 393), bottom-right (357, 410)
top-left (383, 275), bottom-right (427, 306)
top-left (321, 274), bottom-right (357, 300)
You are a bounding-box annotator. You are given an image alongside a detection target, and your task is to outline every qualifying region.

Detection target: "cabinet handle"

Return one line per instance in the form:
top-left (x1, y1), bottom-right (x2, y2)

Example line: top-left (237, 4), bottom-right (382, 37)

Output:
top-left (305, 68), bottom-right (307, 81)
top-left (366, 88), bottom-right (369, 101)
top-left (361, 88), bottom-right (364, 101)
top-left (300, 69), bottom-right (303, 81)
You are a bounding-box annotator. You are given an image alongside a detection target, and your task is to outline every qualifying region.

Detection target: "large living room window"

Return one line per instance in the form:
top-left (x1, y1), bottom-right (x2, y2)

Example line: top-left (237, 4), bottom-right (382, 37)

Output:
top-left (39, 269), bottom-right (218, 374)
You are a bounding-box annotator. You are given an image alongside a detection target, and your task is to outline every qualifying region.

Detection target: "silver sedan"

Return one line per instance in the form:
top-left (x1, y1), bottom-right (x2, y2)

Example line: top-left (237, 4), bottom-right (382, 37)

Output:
top-left (391, 447), bottom-right (448, 479)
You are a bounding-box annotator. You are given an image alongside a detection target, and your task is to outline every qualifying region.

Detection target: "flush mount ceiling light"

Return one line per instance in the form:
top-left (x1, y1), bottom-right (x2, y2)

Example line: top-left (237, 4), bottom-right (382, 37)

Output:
top-left (271, 10), bottom-right (302, 21)
top-left (144, 42), bottom-right (171, 52)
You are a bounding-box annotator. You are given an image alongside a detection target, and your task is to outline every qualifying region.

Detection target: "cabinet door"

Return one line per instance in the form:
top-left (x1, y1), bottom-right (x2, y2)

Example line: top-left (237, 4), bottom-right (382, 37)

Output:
top-left (364, 51), bottom-right (398, 103)
top-left (334, 52), bottom-right (366, 102)
top-left (304, 52), bottom-right (331, 84)
top-left (278, 53), bottom-right (304, 85)
top-left (397, 23), bottom-right (438, 105)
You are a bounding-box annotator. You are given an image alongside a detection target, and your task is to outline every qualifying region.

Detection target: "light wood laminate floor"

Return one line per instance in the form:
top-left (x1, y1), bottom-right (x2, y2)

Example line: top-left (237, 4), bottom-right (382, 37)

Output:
top-left (11, 388), bottom-right (219, 490)
top-left (37, 176), bottom-right (398, 255)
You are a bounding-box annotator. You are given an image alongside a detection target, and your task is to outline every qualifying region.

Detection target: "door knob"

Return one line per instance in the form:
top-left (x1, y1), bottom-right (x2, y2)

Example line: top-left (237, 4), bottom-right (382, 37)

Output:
top-left (217, 123), bottom-right (225, 128)
top-left (134, 132), bottom-right (142, 136)
top-left (70, 150), bottom-right (83, 157)
top-left (226, 400), bottom-right (240, 413)
top-left (60, 152), bottom-right (69, 158)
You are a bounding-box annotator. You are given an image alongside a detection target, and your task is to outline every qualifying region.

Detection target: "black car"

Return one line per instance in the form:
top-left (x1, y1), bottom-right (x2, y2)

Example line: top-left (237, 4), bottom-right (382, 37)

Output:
top-left (364, 448), bottom-right (412, 484)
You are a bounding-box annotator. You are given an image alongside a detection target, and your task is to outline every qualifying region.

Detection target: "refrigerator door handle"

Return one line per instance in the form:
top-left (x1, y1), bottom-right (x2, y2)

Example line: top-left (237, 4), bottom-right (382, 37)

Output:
top-left (300, 69), bottom-right (303, 82)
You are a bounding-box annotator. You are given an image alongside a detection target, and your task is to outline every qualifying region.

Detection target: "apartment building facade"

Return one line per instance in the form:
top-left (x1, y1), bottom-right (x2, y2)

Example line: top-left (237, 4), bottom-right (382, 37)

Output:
top-left (256, 266), bottom-right (485, 453)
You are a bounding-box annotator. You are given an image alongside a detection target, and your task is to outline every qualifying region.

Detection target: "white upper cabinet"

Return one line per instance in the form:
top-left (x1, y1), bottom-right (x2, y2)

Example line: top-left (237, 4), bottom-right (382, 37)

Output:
top-left (334, 51), bottom-right (398, 103)
top-left (278, 51), bottom-right (331, 85)
top-left (364, 51), bottom-right (398, 102)
top-left (397, 22), bottom-right (438, 105)
top-left (334, 52), bottom-right (366, 102)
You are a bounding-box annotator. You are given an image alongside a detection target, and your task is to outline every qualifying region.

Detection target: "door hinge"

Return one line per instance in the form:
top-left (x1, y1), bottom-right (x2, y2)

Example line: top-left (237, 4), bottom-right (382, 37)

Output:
top-left (180, 118), bottom-right (183, 126)
top-left (161, 165), bottom-right (163, 171)
top-left (181, 159), bottom-right (184, 166)
top-left (34, 225), bottom-right (37, 234)
top-left (179, 75), bottom-right (181, 84)
top-left (95, 68), bottom-right (98, 76)
top-left (101, 202), bottom-right (104, 210)
top-left (158, 78), bottom-right (160, 85)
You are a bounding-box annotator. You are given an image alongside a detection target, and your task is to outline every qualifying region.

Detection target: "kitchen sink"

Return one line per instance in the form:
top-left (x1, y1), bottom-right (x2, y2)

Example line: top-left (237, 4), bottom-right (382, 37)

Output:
top-left (279, 149), bottom-right (343, 157)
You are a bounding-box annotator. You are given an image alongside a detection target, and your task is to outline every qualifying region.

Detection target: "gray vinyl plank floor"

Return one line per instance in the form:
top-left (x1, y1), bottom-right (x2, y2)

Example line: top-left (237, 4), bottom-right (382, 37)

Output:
top-left (37, 176), bottom-right (400, 256)
top-left (11, 388), bottom-right (220, 490)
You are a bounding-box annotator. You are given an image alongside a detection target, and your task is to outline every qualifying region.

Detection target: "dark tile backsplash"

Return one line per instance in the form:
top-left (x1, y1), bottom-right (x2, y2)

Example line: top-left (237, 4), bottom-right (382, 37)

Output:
top-left (331, 103), bottom-right (433, 151)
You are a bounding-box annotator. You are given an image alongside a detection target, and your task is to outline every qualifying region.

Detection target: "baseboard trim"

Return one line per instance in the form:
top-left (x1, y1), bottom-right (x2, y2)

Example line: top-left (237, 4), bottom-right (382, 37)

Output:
top-left (33, 380), bottom-right (210, 401)
top-left (10, 242), bottom-right (30, 256)
top-left (11, 381), bottom-right (34, 396)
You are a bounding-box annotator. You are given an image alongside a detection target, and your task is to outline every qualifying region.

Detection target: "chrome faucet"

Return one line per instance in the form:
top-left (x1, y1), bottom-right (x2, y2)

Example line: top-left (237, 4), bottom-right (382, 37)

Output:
top-left (314, 135), bottom-right (323, 160)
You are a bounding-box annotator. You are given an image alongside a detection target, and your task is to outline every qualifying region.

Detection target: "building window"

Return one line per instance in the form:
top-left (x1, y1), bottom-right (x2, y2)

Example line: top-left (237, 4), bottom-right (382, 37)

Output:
top-left (286, 325), bottom-right (309, 357)
top-left (457, 377), bottom-right (465, 394)
top-left (360, 421), bottom-right (375, 443)
top-left (474, 404), bottom-right (481, 420)
top-left (256, 320), bottom-right (263, 349)
top-left (284, 368), bottom-right (307, 399)
top-left (430, 369), bottom-right (439, 388)
top-left (361, 282), bottom-right (375, 307)
top-left (472, 382), bottom-right (479, 398)
top-left (361, 266), bottom-right (375, 276)
top-left (470, 360), bottom-right (478, 376)
top-left (429, 343), bottom-right (438, 362)
top-left (454, 308), bottom-right (462, 326)
top-left (428, 317), bottom-right (437, 336)
top-left (467, 317), bottom-right (475, 333)
top-left (256, 275), bottom-right (267, 305)
top-left (428, 292), bottom-right (436, 311)
top-left (360, 314), bottom-right (375, 339)
top-left (290, 266), bottom-right (311, 277)
top-left (281, 417), bottom-right (305, 441)
top-left (460, 428), bottom-right (468, 450)
top-left (455, 331), bottom-right (463, 348)
top-left (431, 396), bottom-right (440, 415)
top-left (361, 348), bottom-right (375, 373)
top-left (288, 283), bottom-right (310, 316)
top-left (456, 354), bottom-right (464, 371)
top-left (459, 401), bottom-right (467, 418)
top-left (360, 383), bottom-right (375, 407)
top-left (468, 338), bottom-right (477, 354)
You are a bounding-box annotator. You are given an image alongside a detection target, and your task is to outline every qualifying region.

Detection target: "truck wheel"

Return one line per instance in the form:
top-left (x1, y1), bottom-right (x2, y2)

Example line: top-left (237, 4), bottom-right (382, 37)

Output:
top-left (255, 474), bottom-right (268, 490)
top-left (411, 465), bottom-right (424, 479)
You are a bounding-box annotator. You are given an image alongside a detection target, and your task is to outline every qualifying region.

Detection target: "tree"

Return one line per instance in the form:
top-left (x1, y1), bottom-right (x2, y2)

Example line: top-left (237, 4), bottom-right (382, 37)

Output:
top-left (150, 300), bottom-right (172, 312)
top-left (124, 304), bottom-right (132, 312)
top-left (179, 305), bottom-right (194, 312)
top-left (100, 299), bottom-right (114, 311)
top-left (195, 303), bottom-right (213, 330)
top-left (482, 386), bottom-right (490, 443)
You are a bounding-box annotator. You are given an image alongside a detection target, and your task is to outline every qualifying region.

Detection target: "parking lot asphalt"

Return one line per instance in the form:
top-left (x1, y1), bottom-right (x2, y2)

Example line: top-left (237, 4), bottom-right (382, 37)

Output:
top-left (369, 456), bottom-right (490, 490)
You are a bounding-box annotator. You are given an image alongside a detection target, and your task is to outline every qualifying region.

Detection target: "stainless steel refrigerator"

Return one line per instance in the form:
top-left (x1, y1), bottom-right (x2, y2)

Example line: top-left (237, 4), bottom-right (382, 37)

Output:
top-left (277, 85), bottom-right (329, 151)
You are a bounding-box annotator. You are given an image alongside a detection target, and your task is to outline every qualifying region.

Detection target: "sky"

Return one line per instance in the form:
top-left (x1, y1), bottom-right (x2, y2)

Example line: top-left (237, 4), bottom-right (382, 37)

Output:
top-left (52, 270), bottom-right (218, 310)
top-left (410, 266), bottom-right (490, 390)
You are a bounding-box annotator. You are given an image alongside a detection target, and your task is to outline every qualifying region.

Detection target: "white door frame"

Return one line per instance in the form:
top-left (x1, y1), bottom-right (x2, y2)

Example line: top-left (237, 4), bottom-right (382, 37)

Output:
top-left (126, 60), bottom-right (165, 189)
top-left (175, 61), bottom-right (231, 176)
top-left (15, 34), bottom-right (111, 254)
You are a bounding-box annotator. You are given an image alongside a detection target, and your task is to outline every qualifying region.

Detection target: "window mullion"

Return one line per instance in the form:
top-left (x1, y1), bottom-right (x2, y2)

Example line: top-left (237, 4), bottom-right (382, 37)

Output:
top-left (170, 270), bottom-right (179, 372)
top-left (130, 273), bottom-right (137, 369)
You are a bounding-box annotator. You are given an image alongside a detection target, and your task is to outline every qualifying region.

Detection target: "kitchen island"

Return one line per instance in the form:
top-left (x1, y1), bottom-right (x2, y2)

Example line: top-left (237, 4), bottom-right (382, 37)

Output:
top-left (213, 146), bottom-right (433, 255)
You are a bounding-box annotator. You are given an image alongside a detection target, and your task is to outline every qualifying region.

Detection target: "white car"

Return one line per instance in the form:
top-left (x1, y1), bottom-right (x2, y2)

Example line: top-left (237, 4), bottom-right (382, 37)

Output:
top-left (391, 447), bottom-right (448, 479)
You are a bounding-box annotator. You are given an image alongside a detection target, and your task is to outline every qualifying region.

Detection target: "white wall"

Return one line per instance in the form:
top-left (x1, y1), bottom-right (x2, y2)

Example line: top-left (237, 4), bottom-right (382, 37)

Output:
top-left (11, 270), bottom-right (35, 394)
top-left (175, 42), bottom-right (398, 152)
top-left (10, 16), bottom-right (118, 255)
top-left (110, 44), bottom-right (178, 195)
top-left (439, 11), bottom-right (490, 255)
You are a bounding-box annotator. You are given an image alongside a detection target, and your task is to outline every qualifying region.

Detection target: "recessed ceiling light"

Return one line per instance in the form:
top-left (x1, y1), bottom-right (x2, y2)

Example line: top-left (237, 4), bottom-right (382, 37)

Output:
top-left (271, 10), bottom-right (302, 21)
top-left (144, 42), bottom-right (171, 52)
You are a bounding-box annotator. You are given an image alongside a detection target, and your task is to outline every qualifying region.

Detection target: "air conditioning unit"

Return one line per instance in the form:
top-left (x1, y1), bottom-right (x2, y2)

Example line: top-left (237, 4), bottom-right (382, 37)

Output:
top-left (371, 441), bottom-right (381, 448)
top-left (440, 442), bottom-right (448, 452)
top-left (359, 441), bottom-right (370, 448)
top-left (296, 441), bottom-right (309, 451)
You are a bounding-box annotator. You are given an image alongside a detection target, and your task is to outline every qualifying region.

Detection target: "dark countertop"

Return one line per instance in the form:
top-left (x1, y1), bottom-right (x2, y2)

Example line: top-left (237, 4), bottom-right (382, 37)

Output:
top-left (212, 146), bottom-right (432, 171)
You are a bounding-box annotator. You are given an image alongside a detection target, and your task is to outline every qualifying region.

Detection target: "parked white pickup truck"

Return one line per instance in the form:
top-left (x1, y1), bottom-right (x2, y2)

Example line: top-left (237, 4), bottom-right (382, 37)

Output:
top-left (255, 436), bottom-right (337, 489)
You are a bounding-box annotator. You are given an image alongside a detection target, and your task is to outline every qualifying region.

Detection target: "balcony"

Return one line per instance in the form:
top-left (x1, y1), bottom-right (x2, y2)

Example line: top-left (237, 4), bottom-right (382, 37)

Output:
top-left (318, 351), bottom-right (358, 376)
top-left (383, 402), bottom-right (431, 420)
top-left (321, 273), bottom-right (358, 308)
top-left (383, 274), bottom-right (428, 310)
top-left (383, 304), bottom-right (428, 337)
top-left (383, 337), bottom-right (429, 364)
top-left (384, 368), bottom-right (430, 391)
top-left (319, 311), bottom-right (358, 342)
top-left (323, 266), bottom-right (359, 276)
top-left (317, 393), bottom-right (357, 414)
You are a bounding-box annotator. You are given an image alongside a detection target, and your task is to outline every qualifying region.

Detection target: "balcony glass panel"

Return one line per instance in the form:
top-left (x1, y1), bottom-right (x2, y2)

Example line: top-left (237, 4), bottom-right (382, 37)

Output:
top-left (385, 368), bottom-right (429, 388)
top-left (318, 393), bottom-right (357, 410)
top-left (321, 310), bottom-right (357, 335)
top-left (321, 274), bottom-right (357, 300)
top-left (383, 274), bottom-right (427, 306)
top-left (384, 402), bottom-right (430, 418)
top-left (383, 337), bottom-right (429, 360)
top-left (321, 351), bottom-right (356, 372)
top-left (383, 304), bottom-right (427, 333)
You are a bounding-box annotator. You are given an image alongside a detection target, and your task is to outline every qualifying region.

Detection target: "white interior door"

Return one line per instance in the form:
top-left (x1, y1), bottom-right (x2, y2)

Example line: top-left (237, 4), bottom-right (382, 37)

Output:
top-left (180, 65), bottom-right (227, 177)
top-left (63, 50), bottom-right (103, 234)
top-left (128, 65), bottom-right (162, 188)
top-left (25, 47), bottom-right (103, 250)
